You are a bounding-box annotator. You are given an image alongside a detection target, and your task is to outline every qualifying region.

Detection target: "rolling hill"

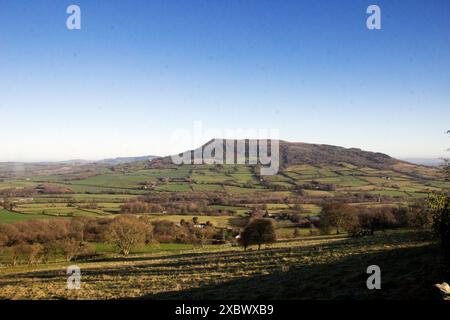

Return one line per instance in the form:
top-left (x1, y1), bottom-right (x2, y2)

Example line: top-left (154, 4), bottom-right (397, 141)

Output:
top-left (95, 155), bottom-right (157, 165)
top-left (150, 139), bottom-right (407, 170)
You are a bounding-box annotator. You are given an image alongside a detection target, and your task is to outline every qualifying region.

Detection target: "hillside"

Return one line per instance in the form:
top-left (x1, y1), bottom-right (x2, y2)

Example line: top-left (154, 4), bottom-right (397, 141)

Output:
top-left (0, 156), bottom-right (158, 178)
top-left (0, 140), bottom-right (413, 176)
top-left (278, 141), bottom-right (400, 168)
top-left (0, 230), bottom-right (440, 300)
top-left (149, 139), bottom-right (406, 170)
top-left (95, 155), bottom-right (157, 165)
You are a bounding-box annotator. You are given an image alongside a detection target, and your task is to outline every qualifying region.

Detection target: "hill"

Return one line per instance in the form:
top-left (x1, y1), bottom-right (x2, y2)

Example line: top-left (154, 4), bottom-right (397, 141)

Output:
top-left (96, 155), bottom-right (157, 165)
top-left (0, 156), bottom-right (158, 178)
top-left (279, 141), bottom-right (400, 168)
top-left (150, 139), bottom-right (404, 170)
top-left (1, 139), bottom-right (447, 225)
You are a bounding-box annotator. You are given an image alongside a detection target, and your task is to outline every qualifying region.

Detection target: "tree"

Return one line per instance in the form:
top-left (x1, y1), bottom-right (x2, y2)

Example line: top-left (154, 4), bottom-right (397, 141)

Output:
top-left (0, 224), bottom-right (18, 246)
top-left (358, 207), bottom-right (397, 235)
top-left (402, 202), bottom-right (432, 229)
top-left (428, 193), bottom-right (450, 275)
top-left (239, 218), bottom-right (276, 250)
top-left (442, 130), bottom-right (450, 179)
top-left (152, 220), bottom-right (179, 242)
top-left (3, 246), bottom-right (20, 266)
top-left (427, 130), bottom-right (450, 276)
top-left (138, 216), bottom-right (155, 244)
top-left (57, 239), bottom-right (81, 262)
top-left (319, 202), bottom-right (359, 235)
top-left (106, 215), bottom-right (147, 255)
top-left (14, 244), bottom-right (43, 265)
top-left (69, 217), bottom-right (89, 242)
top-left (443, 159), bottom-right (450, 180)
top-left (194, 226), bottom-right (215, 247)
top-left (120, 200), bottom-right (151, 214)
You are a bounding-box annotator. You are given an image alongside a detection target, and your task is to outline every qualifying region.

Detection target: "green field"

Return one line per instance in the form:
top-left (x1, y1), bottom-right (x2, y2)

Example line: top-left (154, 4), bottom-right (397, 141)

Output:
top-left (154, 183), bottom-right (192, 192)
top-left (0, 209), bottom-right (58, 223)
top-left (1, 162), bottom-right (449, 228)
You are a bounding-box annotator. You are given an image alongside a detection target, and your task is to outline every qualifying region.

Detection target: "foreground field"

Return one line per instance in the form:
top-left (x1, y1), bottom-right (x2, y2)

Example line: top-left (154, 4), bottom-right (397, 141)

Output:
top-left (0, 230), bottom-right (442, 300)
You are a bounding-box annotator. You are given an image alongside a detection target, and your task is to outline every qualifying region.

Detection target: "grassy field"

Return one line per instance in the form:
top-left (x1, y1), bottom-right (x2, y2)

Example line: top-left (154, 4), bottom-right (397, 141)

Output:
top-left (0, 230), bottom-right (441, 300)
top-left (1, 162), bottom-right (449, 228)
top-left (15, 204), bottom-right (103, 217)
top-left (93, 242), bottom-right (195, 254)
top-left (144, 214), bottom-right (243, 228)
top-left (0, 209), bottom-right (56, 223)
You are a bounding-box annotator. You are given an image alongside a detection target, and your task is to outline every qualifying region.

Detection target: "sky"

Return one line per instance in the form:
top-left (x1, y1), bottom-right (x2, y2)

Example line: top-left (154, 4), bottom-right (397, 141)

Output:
top-left (0, 0), bottom-right (449, 162)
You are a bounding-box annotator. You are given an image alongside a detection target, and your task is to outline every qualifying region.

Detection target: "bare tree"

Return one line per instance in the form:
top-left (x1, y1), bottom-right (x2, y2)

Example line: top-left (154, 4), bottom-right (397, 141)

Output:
top-left (106, 215), bottom-right (147, 255)
top-left (57, 239), bottom-right (81, 262)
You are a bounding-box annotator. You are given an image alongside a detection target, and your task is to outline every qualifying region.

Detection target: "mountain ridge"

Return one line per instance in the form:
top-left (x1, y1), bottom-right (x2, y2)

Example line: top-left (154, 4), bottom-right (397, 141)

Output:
top-left (149, 139), bottom-right (408, 170)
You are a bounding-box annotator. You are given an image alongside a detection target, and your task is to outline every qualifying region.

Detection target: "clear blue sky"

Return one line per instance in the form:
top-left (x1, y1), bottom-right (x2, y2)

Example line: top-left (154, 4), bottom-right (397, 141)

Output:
top-left (0, 0), bottom-right (449, 161)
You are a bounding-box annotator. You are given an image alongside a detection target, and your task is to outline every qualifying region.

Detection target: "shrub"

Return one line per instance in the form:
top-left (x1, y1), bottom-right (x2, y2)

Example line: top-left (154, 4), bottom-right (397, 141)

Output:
top-left (428, 193), bottom-right (450, 275)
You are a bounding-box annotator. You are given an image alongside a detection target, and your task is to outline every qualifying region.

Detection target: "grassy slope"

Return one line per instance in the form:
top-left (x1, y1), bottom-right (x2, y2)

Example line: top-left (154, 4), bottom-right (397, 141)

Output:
top-left (0, 230), bottom-right (442, 300)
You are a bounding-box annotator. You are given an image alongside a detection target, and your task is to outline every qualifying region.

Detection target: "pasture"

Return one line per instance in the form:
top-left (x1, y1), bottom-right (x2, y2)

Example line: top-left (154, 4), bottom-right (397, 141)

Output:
top-left (0, 230), bottom-right (439, 300)
top-left (0, 209), bottom-right (55, 223)
top-left (1, 162), bottom-right (449, 228)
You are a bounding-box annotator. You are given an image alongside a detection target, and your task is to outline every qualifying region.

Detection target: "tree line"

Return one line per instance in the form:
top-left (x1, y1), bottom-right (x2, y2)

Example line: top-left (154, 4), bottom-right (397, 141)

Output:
top-left (0, 215), bottom-right (226, 265)
top-left (317, 202), bottom-right (432, 236)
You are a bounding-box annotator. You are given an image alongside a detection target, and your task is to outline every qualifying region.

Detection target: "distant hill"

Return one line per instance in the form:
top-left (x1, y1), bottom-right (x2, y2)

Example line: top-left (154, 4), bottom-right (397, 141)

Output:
top-left (0, 156), bottom-right (158, 168)
top-left (0, 156), bottom-right (158, 177)
top-left (401, 158), bottom-right (444, 167)
top-left (96, 156), bottom-right (157, 165)
top-left (150, 139), bottom-right (405, 170)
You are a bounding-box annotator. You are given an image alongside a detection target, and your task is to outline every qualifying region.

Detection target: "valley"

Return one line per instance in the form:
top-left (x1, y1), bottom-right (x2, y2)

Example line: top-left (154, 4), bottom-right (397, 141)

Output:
top-left (0, 140), bottom-right (449, 300)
